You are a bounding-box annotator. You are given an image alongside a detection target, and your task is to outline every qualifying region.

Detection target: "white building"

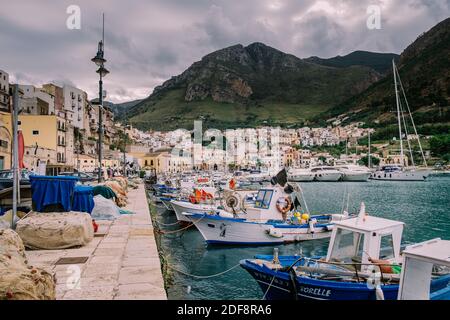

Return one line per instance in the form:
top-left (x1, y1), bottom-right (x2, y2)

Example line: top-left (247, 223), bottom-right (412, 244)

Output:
top-left (0, 69), bottom-right (9, 111)
top-left (63, 85), bottom-right (87, 129)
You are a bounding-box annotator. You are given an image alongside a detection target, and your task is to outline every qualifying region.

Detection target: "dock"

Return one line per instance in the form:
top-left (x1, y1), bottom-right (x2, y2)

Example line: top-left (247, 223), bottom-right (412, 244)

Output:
top-left (25, 183), bottom-right (167, 300)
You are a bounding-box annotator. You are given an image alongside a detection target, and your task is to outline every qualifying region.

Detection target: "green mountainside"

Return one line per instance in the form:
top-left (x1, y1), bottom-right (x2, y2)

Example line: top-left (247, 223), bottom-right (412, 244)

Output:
top-left (318, 18), bottom-right (450, 129)
top-left (121, 43), bottom-right (382, 130)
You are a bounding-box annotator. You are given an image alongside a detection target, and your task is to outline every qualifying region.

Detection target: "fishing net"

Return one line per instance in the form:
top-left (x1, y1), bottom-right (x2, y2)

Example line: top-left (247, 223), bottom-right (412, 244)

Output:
top-left (0, 229), bottom-right (55, 300)
top-left (15, 212), bottom-right (94, 250)
top-left (104, 180), bottom-right (128, 207)
top-left (91, 195), bottom-right (121, 221)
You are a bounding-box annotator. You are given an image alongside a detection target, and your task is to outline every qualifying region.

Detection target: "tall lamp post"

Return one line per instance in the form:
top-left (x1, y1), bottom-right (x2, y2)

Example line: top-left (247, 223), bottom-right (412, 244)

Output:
top-left (91, 14), bottom-right (109, 183)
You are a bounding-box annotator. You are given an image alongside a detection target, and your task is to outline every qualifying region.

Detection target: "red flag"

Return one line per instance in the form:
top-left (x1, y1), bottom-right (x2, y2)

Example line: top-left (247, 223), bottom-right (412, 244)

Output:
top-left (18, 130), bottom-right (25, 169)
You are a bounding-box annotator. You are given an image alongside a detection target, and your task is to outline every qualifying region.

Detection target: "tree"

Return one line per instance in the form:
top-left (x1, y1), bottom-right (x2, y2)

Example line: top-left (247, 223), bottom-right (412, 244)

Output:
top-left (358, 155), bottom-right (380, 167)
top-left (430, 134), bottom-right (450, 158)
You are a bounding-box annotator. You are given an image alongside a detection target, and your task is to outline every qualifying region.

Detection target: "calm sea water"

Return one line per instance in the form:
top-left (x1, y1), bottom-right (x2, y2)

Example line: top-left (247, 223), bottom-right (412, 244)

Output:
top-left (152, 176), bottom-right (450, 300)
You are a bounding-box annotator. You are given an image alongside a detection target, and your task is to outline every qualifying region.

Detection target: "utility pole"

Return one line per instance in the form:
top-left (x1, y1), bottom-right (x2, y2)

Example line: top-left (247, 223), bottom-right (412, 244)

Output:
top-left (11, 84), bottom-right (19, 228)
top-left (91, 13), bottom-right (109, 182)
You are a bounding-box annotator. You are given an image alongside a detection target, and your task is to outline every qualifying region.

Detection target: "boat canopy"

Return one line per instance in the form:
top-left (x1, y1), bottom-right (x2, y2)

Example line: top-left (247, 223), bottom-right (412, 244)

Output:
top-left (326, 213), bottom-right (404, 272)
top-left (398, 238), bottom-right (450, 300)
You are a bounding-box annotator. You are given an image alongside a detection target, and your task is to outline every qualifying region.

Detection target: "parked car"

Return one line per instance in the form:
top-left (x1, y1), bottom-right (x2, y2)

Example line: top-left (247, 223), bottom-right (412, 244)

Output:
top-left (58, 171), bottom-right (96, 183)
top-left (0, 169), bottom-right (34, 191)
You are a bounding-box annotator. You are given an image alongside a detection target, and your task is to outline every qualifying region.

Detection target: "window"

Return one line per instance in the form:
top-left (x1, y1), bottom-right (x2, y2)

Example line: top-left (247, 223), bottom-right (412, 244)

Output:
top-left (329, 229), bottom-right (365, 265)
top-left (254, 190), bottom-right (273, 209)
top-left (380, 234), bottom-right (395, 259)
top-left (32, 130), bottom-right (39, 135)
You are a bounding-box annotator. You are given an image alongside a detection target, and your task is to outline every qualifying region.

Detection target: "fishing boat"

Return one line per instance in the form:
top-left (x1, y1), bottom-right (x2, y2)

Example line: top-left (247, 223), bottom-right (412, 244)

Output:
top-left (240, 205), bottom-right (450, 300)
top-left (183, 170), bottom-right (351, 245)
top-left (371, 61), bottom-right (432, 181)
top-left (171, 187), bottom-right (257, 223)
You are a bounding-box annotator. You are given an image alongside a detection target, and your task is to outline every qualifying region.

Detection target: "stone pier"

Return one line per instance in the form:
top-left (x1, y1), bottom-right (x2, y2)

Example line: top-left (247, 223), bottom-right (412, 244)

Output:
top-left (25, 183), bottom-right (167, 300)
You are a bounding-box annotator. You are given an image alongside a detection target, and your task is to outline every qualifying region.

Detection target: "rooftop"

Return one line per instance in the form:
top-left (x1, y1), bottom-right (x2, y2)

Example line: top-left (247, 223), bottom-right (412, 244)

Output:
top-left (403, 238), bottom-right (450, 266)
top-left (334, 215), bottom-right (404, 232)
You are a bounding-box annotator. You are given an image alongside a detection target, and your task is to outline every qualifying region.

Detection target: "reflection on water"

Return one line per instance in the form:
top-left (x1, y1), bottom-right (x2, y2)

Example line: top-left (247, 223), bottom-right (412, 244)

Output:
top-left (152, 176), bottom-right (450, 300)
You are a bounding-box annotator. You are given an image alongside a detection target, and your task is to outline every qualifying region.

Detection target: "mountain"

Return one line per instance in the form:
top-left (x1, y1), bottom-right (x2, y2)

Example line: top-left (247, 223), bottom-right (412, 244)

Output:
top-left (109, 99), bottom-right (142, 118)
top-left (122, 43), bottom-right (383, 131)
top-left (319, 17), bottom-right (450, 131)
top-left (305, 51), bottom-right (399, 74)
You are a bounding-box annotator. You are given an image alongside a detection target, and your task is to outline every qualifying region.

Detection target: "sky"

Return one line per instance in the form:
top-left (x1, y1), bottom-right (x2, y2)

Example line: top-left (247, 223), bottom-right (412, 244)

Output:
top-left (0, 0), bottom-right (449, 103)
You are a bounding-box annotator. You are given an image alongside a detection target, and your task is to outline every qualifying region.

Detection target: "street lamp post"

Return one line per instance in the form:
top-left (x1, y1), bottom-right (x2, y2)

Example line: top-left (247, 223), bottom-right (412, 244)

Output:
top-left (91, 14), bottom-right (109, 183)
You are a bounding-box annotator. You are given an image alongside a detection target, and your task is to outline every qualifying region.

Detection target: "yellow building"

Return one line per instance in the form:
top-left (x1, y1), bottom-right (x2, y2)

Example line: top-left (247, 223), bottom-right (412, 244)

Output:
top-left (0, 111), bottom-right (12, 170)
top-left (18, 115), bottom-right (73, 174)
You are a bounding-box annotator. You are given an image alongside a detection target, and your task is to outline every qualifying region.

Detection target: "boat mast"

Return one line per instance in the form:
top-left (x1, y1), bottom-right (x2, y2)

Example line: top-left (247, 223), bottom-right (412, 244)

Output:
top-left (395, 65), bottom-right (428, 167)
top-left (393, 60), bottom-right (404, 167)
top-left (368, 130), bottom-right (371, 168)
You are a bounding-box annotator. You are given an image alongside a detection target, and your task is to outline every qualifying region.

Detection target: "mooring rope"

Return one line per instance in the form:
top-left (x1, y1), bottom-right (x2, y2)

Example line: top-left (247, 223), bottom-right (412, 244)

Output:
top-left (154, 215), bottom-right (205, 235)
top-left (262, 273), bottom-right (277, 300)
top-left (167, 263), bottom-right (241, 279)
top-left (156, 219), bottom-right (183, 227)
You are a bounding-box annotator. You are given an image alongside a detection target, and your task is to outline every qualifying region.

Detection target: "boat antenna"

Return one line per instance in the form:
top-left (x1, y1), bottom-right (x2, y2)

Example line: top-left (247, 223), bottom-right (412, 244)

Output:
top-left (393, 60), bottom-right (404, 167)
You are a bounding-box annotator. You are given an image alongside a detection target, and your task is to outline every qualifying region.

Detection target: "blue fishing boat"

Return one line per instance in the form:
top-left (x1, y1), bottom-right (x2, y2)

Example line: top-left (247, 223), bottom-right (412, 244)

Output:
top-left (240, 205), bottom-right (450, 300)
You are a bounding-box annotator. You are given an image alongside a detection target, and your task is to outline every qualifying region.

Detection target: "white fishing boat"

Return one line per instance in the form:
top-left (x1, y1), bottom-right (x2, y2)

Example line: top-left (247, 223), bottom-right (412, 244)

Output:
top-left (371, 61), bottom-right (431, 181)
top-left (240, 208), bottom-right (450, 300)
top-left (335, 164), bottom-right (371, 182)
top-left (288, 168), bottom-right (315, 182)
top-left (171, 187), bottom-right (256, 222)
top-left (310, 166), bottom-right (343, 182)
top-left (171, 199), bottom-right (216, 222)
top-left (183, 170), bottom-right (351, 245)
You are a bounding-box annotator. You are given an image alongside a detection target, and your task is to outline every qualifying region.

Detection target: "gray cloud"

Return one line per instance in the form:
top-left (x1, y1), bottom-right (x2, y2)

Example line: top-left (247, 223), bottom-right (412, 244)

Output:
top-left (0, 0), bottom-right (449, 103)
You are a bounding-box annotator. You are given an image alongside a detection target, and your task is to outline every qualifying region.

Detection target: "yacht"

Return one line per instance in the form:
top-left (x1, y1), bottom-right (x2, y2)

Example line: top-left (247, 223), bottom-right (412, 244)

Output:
top-left (371, 165), bottom-right (432, 181)
top-left (310, 166), bottom-right (343, 182)
top-left (287, 168), bottom-right (315, 182)
top-left (335, 164), bottom-right (371, 182)
top-left (371, 60), bottom-right (431, 181)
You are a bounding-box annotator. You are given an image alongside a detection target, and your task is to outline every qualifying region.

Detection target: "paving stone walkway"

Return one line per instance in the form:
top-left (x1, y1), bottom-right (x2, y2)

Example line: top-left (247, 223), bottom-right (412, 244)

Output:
top-left (25, 183), bottom-right (167, 300)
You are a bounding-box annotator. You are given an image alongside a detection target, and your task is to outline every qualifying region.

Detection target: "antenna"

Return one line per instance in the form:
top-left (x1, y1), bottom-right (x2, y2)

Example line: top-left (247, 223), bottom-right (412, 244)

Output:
top-left (102, 13), bottom-right (105, 45)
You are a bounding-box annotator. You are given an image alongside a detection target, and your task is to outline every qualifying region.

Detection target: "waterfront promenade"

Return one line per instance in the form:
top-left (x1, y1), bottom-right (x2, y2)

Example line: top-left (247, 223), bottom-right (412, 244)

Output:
top-left (25, 183), bottom-right (167, 300)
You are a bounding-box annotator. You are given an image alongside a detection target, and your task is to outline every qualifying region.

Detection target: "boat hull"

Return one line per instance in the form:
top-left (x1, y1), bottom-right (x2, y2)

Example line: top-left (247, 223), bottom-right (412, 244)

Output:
top-left (341, 172), bottom-right (371, 182)
top-left (288, 174), bottom-right (315, 182)
top-left (185, 213), bottom-right (332, 245)
top-left (241, 259), bottom-right (450, 300)
top-left (171, 200), bottom-right (216, 222)
top-left (314, 172), bottom-right (342, 182)
top-left (370, 170), bottom-right (431, 181)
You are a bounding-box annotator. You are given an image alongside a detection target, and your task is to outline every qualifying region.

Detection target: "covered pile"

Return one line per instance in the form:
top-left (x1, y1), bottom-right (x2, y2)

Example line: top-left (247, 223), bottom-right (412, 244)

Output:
top-left (16, 212), bottom-right (94, 250)
top-left (0, 229), bottom-right (55, 300)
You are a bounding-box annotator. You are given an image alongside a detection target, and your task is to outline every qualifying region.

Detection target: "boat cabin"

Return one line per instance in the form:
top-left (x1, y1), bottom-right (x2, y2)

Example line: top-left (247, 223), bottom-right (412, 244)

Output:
top-left (398, 238), bottom-right (450, 300)
top-left (325, 212), bottom-right (404, 273)
top-left (245, 186), bottom-right (292, 221)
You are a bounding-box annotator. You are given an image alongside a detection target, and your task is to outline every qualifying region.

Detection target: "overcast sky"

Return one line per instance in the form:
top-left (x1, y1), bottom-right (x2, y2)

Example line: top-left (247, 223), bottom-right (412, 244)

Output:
top-left (1, 0), bottom-right (449, 103)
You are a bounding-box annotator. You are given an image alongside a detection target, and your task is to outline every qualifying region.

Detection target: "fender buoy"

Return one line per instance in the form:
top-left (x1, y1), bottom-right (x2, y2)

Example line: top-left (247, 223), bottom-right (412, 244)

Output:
top-left (276, 197), bottom-right (292, 214)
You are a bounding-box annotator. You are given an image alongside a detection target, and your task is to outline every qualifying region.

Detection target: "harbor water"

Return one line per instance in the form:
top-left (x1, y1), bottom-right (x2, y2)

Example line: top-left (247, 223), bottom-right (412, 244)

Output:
top-left (152, 176), bottom-right (450, 300)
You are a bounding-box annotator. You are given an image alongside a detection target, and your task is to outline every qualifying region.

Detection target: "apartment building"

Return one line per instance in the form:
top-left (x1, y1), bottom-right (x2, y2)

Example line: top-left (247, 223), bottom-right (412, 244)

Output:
top-left (63, 85), bottom-right (87, 129)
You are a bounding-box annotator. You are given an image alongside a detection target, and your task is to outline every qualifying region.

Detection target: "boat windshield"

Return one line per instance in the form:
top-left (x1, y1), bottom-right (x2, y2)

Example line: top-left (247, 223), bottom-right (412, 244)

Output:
top-left (329, 228), bottom-right (365, 265)
top-left (254, 190), bottom-right (273, 209)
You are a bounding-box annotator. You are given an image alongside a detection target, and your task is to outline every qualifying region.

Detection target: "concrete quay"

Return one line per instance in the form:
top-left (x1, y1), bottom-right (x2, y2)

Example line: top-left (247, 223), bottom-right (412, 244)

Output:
top-left (25, 183), bottom-right (167, 300)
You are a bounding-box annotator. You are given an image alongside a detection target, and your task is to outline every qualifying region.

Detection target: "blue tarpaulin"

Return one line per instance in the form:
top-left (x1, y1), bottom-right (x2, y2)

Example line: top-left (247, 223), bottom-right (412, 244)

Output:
top-left (29, 175), bottom-right (79, 212)
top-left (73, 185), bottom-right (95, 214)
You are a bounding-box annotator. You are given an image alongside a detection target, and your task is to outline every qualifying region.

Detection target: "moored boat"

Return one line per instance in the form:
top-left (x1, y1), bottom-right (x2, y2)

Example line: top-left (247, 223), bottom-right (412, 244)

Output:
top-left (240, 205), bottom-right (450, 300)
